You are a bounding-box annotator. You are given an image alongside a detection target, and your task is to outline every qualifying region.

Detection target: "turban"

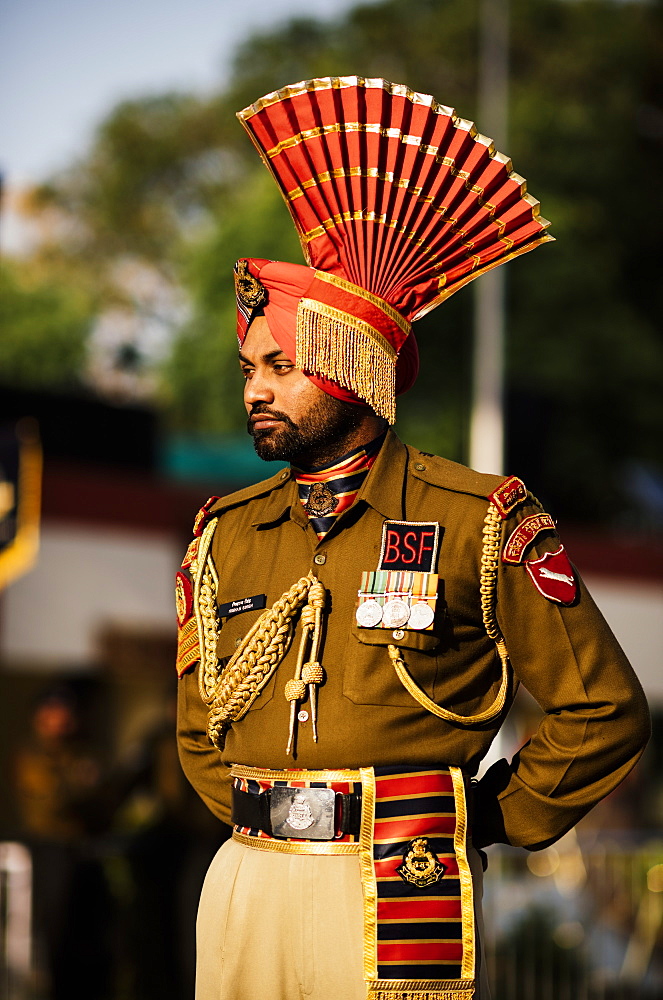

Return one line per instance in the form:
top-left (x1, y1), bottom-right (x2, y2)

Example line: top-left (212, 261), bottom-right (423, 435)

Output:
top-left (234, 77), bottom-right (553, 423)
top-left (235, 258), bottom-right (419, 415)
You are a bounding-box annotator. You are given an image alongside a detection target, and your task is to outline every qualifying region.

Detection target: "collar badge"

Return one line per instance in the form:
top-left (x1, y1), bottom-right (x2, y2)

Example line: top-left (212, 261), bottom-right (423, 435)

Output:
top-left (304, 482), bottom-right (339, 516)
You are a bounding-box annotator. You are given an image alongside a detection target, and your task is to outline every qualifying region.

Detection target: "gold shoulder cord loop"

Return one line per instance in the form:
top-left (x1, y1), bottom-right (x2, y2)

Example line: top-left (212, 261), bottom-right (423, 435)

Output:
top-left (388, 500), bottom-right (510, 726)
top-left (206, 572), bottom-right (327, 752)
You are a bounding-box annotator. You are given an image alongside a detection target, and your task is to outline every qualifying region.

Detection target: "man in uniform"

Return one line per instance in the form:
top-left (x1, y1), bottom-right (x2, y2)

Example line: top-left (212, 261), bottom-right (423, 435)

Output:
top-left (176, 78), bottom-right (650, 1000)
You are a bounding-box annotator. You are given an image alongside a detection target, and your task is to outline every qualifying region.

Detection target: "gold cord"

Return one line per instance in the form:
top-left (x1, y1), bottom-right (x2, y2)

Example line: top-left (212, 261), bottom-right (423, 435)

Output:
top-left (387, 644), bottom-right (508, 726)
top-left (479, 501), bottom-right (504, 644)
top-left (285, 577), bottom-right (326, 754)
top-left (388, 499), bottom-right (511, 726)
top-left (194, 519), bottom-right (221, 705)
top-left (285, 611), bottom-right (311, 756)
top-left (207, 574), bottom-right (315, 750)
top-left (197, 561), bottom-right (221, 703)
top-left (204, 573), bottom-right (328, 752)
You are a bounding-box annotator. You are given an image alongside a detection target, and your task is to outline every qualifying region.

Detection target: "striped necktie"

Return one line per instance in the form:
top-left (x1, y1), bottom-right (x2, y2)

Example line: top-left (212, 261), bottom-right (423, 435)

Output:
top-left (294, 433), bottom-right (385, 539)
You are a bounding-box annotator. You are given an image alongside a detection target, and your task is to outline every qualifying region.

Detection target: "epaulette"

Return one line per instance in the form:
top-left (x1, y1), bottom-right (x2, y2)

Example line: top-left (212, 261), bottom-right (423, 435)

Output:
top-left (408, 449), bottom-right (505, 501)
top-left (192, 496), bottom-right (222, 536)
top-left (487, 476), bottom-right (528, 519)
top-left (408, 451), bottom-right (536, 537)
top-left (207, 466), bottom-right (291, 516)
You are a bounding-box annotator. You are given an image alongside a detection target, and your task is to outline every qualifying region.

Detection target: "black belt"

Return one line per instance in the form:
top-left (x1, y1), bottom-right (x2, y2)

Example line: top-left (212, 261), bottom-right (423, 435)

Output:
top-left (232, 785), bottom-right (363, 840)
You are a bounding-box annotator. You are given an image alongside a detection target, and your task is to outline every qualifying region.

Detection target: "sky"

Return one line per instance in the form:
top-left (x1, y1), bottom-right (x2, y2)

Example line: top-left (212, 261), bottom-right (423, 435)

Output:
top-left (0, 0), bottom-right (378, 186)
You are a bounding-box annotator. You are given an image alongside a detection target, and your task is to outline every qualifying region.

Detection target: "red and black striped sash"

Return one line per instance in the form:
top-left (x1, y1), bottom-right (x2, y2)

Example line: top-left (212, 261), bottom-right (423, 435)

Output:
top-left (364, 766), bottom-right (475, 994)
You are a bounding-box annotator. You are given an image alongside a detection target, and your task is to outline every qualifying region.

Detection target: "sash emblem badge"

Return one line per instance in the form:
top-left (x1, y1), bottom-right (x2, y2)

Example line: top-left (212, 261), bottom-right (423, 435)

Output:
top-left (397, 837), bottom-right (446, 887)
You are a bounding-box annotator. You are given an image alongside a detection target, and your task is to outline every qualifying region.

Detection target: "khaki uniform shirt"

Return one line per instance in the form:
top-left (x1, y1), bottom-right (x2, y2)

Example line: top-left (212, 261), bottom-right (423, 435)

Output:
top-left (177, 430), bottom-right (650, 850)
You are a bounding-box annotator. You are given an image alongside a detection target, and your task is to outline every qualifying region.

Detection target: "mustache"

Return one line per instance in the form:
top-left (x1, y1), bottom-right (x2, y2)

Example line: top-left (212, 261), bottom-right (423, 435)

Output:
top-left (249, 403), bottom-right (290, 421)
top-left (247, 403), bottom-right (297, 435)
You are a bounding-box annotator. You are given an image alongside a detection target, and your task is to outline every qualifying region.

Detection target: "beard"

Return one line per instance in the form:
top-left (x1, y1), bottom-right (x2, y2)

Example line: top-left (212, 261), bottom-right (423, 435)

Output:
top-left (247, 394), bottom-right (366, 468)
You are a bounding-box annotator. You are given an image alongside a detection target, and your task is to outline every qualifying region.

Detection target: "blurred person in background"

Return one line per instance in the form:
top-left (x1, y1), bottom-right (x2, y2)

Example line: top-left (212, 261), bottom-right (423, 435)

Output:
top-left (13, 684), bottom-right (114, 1000)
top-left (123, 689), bottom-right (230, 1000)
top-left (175, 78), bottom-right (650, 1000)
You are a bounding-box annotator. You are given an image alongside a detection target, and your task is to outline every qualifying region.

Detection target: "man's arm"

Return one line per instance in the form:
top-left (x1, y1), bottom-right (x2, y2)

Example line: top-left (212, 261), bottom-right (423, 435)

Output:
top-left (473, 504), bottom-right (650, 850)
top-left (177, 664), bottom-right (233, 826)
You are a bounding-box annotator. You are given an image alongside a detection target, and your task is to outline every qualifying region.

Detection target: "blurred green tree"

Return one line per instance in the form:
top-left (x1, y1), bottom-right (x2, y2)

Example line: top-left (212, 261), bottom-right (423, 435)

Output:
top-left (0, 258), bottom-right (93, 389)
top-left (32, 92), bottom-right (232, 273)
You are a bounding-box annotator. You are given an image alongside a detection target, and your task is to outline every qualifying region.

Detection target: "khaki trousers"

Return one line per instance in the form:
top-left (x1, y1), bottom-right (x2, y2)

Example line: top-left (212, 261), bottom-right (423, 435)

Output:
top-left (196, 838), bottom-right (491, 1000)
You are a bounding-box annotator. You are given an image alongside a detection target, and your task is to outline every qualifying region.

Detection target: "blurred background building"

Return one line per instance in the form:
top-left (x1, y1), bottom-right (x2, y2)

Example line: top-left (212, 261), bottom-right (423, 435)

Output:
top-left (1, 0), bottom-right (661, 997)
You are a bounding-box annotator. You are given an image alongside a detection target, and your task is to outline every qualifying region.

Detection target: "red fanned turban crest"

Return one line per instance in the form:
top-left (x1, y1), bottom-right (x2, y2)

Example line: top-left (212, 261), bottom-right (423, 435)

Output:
top-left (234, 77), bottom-right (553, 423)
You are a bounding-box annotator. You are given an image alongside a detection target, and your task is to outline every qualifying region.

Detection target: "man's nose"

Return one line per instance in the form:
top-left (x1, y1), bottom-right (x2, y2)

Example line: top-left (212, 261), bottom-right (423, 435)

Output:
top-left (244, 370), bottom-right (275, 407)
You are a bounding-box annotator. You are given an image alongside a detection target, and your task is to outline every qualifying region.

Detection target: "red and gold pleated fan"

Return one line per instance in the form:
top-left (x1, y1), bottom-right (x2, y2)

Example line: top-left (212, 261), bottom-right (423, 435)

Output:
top-left (237, 76), bottom-right (553, 421)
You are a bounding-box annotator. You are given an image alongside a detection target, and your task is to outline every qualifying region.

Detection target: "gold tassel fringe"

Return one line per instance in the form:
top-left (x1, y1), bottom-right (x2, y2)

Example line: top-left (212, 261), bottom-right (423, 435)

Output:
top-left (296, 299), bottom-right (397, 423)
top-left (367, 984), bottom-right (474, 1000)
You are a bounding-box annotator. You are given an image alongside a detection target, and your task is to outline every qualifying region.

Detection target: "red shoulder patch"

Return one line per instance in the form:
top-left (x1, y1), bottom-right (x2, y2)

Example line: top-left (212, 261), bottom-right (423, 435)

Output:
top-left (525, 546), bottom-right (577, 605)
top-left (502, 512), bottom-right (556, 564)
top-left (193, 496), bottom-right (221, 537)
top-left (488, 476), bottom-right (527, 519)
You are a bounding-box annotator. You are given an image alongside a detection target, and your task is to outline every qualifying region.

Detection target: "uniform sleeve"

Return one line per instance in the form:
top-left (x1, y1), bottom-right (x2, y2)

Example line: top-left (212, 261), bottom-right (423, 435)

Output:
top-left (473, 503), bottom-right (650, 851)
top-left (175, 504), bottom-right (233, 827)
top-left (177, 665), bottom-right (233, 826)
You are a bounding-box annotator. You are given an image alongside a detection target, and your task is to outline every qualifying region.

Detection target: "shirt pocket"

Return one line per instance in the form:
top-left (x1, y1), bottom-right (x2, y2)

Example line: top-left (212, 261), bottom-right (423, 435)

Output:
top-left (214, 610), bottom-right (276, 712)
top-left (342, 621), bottom-right (442, 708)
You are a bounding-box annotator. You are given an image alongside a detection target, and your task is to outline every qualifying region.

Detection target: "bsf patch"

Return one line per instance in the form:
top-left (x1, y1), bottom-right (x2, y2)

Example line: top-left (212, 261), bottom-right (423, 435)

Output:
top-left (378, 520), bottom-right (440, 573)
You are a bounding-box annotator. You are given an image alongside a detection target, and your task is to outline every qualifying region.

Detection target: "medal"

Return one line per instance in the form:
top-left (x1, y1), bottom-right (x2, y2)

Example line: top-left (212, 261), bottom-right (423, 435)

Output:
top-left (382, 597), bottom-right (410, 628)
top-left (408, 601), bottom-right (435, 630)
top-left (356, 569), bottom-right (438, 631)
top-left (356, 599), bottom-right (383, 628)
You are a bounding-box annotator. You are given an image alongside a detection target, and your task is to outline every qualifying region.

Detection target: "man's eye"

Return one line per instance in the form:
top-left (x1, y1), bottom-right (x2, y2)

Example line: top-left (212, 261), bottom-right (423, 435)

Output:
top-left (274, 364), bottom-right (293, 374)
top-left (241, 368), bottom-right (253, 379)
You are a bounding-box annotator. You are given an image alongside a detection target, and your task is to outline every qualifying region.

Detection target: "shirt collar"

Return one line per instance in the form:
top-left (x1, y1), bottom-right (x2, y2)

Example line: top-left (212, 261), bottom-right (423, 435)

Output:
top-left (355, 427), bottom-right (407, 520)
top-left (249, 472), bottom-right (298, 527)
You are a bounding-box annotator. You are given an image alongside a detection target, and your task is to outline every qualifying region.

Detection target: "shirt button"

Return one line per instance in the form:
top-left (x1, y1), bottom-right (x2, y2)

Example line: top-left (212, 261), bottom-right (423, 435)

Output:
top-left (298, 710), bottom-right (309, 723)
top-left (313, 554), bottom-right (326, 565)
top-left (414, 462), bottom-right (426, 471)
top-left (235, 637), bottom-right (242, 648)
top-left (392, 629), bottom-right (405, 641)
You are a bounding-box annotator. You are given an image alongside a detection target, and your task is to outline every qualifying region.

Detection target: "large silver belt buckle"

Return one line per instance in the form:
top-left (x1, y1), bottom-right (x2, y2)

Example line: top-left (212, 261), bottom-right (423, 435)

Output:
top-left (270, 787), bottom-right (336, 840)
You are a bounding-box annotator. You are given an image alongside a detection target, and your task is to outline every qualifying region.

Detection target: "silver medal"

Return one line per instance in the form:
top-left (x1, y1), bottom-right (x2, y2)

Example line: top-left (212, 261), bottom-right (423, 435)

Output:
top-left (356, 599), bottom-right (383, 627)
top-left (408, 601), bottom-right (435, 630)
top-left (382, 597), bottom-right (410, 628)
